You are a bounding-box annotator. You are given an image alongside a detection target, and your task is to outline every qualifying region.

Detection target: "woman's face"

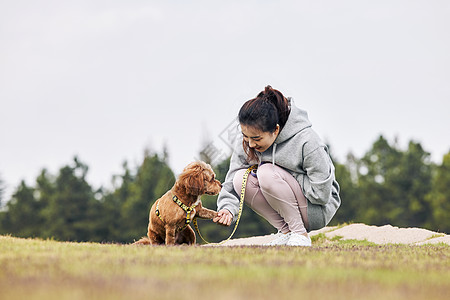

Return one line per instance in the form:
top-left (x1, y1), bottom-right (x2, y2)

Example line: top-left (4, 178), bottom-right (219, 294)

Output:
top-left (241, 124), bottom-right (280, 153)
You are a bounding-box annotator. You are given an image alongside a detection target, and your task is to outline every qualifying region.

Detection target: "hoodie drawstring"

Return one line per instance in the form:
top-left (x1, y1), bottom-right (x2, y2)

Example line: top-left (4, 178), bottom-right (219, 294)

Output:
top-left (272, 143), bottom-right (277, 165)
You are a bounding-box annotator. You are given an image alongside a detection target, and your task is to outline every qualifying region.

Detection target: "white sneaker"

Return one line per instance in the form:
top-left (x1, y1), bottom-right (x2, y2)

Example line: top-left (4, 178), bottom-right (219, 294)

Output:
top-left (286, 233), bottom-right (312, 247)
top-left (264, 232), bottom-right (291, 246)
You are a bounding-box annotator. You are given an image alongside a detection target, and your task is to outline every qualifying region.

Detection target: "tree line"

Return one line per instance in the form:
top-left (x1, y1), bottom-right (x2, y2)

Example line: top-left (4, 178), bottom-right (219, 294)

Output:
top-left (0, 135), bottom-right (449, 243)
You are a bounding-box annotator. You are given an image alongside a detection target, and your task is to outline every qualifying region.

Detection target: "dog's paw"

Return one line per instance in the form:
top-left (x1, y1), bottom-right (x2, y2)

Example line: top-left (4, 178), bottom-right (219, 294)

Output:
top-left (205, 210), bottom-right (218, 220)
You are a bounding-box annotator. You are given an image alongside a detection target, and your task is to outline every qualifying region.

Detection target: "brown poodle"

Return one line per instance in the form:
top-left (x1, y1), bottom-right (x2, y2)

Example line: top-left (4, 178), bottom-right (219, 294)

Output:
top-left (133, 161), bottom-right (221, 245)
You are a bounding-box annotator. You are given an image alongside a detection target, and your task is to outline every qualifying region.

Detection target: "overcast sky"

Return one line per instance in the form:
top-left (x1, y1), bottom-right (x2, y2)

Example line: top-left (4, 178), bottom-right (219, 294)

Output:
top-left (1, 0), bottom-right (449, 199)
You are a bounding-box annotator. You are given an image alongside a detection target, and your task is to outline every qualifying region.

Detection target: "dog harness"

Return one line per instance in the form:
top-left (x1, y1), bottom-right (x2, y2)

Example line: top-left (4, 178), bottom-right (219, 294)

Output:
top-left (155, 195), bottom-right (198, 230)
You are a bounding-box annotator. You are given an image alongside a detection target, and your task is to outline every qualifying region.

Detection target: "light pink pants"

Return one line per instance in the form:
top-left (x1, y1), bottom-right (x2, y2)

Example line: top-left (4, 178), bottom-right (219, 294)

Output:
top-left (233, 163), bottom-right (309, 234)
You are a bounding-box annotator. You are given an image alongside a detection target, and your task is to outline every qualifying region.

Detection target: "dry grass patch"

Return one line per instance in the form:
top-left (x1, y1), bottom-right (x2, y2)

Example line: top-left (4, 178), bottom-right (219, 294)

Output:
top-left (0, 235), bottom-right (449, 300)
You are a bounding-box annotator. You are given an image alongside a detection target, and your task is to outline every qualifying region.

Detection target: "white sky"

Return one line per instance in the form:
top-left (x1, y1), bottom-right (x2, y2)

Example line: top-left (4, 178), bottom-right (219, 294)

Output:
top-left (1, 0), bottom-right (449, 199)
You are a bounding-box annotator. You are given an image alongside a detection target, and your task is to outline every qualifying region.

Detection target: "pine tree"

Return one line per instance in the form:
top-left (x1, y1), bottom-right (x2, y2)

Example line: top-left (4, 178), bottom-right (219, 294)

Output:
top-left (100, 161), bottom-right (136, 243)
top-left (0, 181), bottom-right (43, 237)
top-left (0, 174), bottom-right (4, 207)
top-left (355, 135), bottom-right (402, 225)
top-left (395, 141), bottom-right (433, 227)
top-left (42, 157), bottom-right (97, 241)
top-left (426, 151), bottom-right (450, 233)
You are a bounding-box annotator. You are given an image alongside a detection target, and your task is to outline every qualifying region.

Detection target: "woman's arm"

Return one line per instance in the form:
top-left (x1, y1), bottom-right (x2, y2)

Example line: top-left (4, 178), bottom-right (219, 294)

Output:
top-left (215, 139), bottom-right (250, 223)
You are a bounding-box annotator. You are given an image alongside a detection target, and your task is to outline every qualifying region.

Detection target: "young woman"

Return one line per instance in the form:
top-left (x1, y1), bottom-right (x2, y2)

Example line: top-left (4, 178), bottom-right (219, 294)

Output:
top-left (213, 86), bottom-right (341, 246)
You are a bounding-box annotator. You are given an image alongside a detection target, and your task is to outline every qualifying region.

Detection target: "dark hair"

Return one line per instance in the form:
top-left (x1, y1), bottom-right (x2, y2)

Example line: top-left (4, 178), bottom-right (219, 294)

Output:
top-left (238, 85), bottom-right (290, 162)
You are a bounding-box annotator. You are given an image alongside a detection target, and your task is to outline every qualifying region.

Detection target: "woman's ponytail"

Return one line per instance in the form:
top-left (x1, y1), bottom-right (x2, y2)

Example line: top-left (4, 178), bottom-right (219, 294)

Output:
top-left (257, 85), bottom-right (290, 130)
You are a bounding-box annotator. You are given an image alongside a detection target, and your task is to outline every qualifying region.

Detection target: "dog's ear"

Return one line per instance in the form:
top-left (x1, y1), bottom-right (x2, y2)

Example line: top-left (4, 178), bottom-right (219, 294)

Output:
top-left (178, 163), bottom-right (205, 195)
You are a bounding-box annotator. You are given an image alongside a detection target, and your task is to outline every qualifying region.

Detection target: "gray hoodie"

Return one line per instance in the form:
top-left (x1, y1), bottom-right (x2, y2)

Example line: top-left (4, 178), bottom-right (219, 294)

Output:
top-left (217, 98), bottom-right (341, 231)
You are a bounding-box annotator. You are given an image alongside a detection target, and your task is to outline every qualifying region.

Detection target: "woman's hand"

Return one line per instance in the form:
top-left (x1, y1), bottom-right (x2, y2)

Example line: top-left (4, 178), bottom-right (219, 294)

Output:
top-left (213, 209), bottom-right (233, 226)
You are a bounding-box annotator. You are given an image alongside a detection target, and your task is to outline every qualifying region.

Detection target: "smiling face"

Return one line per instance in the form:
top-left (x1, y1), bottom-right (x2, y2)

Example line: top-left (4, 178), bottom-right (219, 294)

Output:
top-left (241, 124), bottom-right (280, 153)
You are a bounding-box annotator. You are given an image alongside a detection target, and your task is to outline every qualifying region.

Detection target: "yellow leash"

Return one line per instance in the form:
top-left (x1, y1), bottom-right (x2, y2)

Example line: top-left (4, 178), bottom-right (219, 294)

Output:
top-left (193, 165), bottom-right (257, 245)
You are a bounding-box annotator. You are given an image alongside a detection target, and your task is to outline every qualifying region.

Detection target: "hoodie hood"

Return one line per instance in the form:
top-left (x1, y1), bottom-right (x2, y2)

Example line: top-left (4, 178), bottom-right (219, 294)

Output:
top-left (274, 98), bottom-right (312, 144)
top-left (259, 98), bottom-right (313, 165)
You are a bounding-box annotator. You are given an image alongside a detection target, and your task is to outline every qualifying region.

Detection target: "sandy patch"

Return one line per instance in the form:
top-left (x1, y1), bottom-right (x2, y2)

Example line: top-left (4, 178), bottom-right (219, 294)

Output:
top-left (204, 223), bottom-right (449, 246)
top-left (323, 223), bottom-right (442, 245)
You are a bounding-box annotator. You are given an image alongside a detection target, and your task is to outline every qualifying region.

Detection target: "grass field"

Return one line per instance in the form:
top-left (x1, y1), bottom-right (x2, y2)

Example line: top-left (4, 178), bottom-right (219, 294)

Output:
top-left (0, 235), bottom-right (449, 300)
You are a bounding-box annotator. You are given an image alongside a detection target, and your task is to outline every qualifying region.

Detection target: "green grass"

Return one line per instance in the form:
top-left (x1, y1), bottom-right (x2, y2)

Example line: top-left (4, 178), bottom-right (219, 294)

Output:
top-left (1, 235), bottom-right (449, 300)
top-left (428, 233), bottom-right (446, 240)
